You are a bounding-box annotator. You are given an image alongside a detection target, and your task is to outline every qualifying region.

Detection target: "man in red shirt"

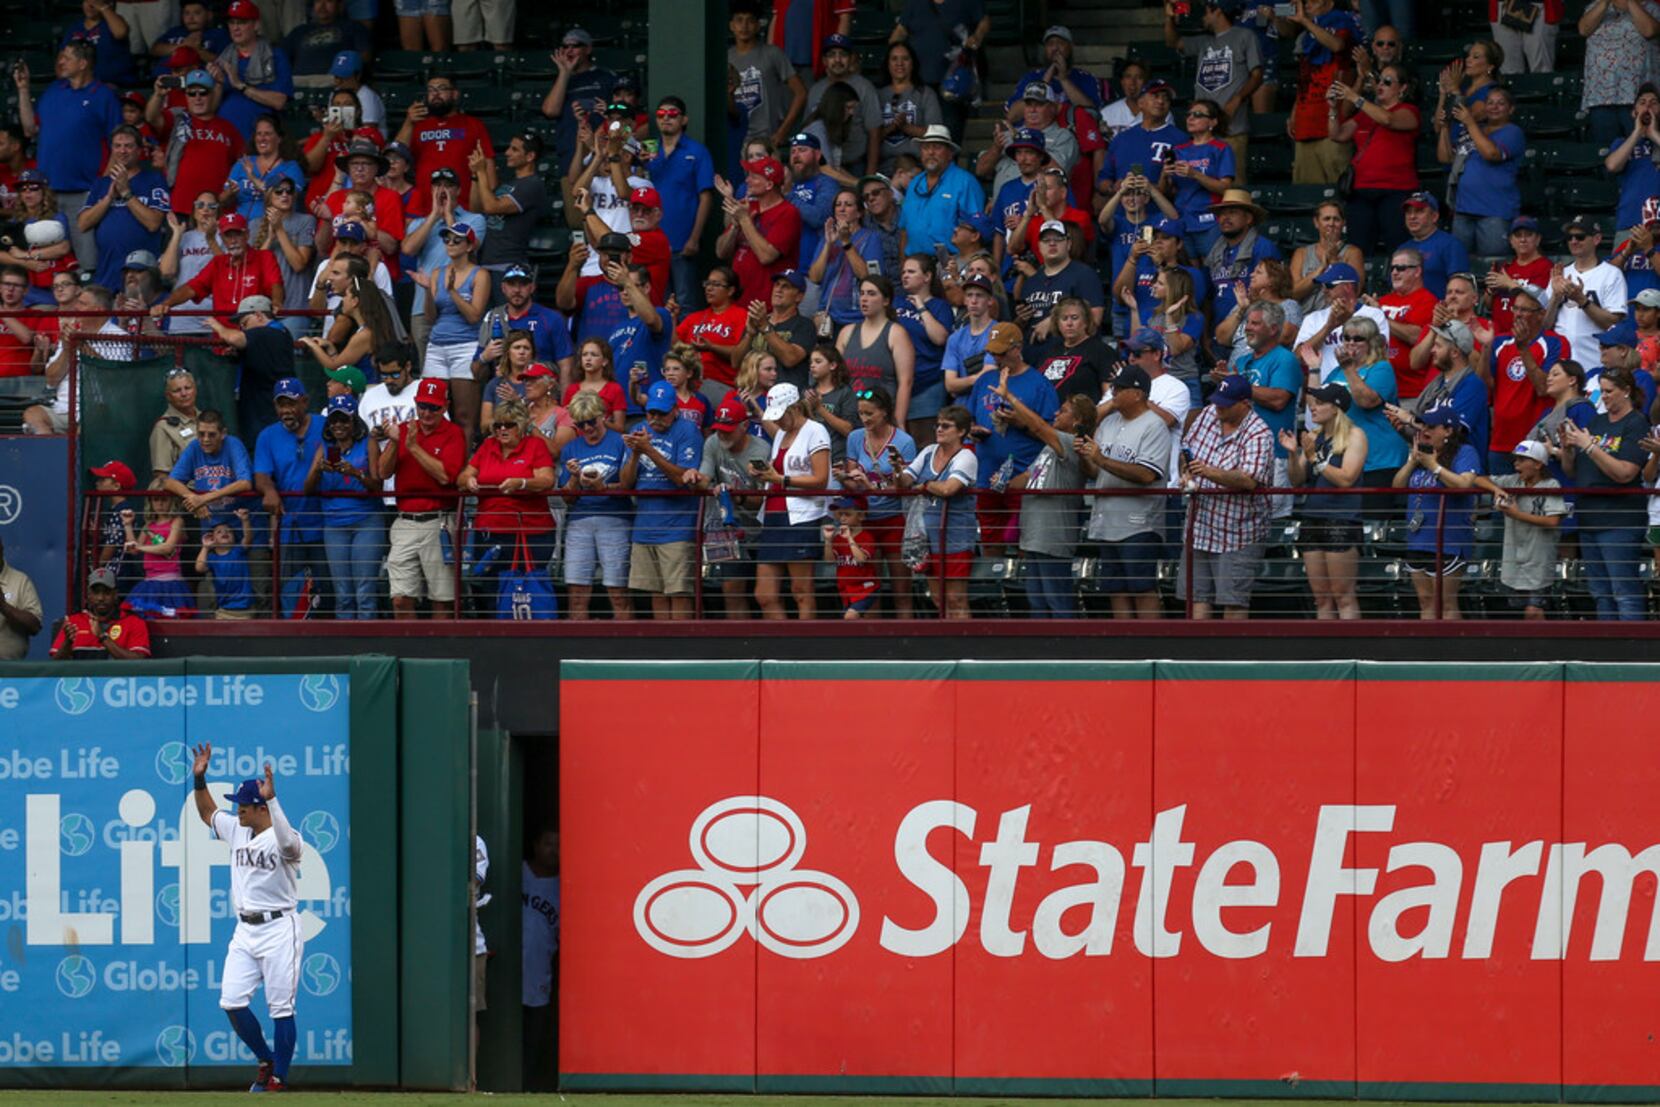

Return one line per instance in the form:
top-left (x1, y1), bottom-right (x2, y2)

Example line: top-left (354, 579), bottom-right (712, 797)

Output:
top-left (1487, 290), bottom-right (1566, 472)
top-left (1374, 245), bottom-right (1439, 400)
top-left (0, 266), bottom-right (38, 377)
top-left (394, 73), bottom-right (494, 218)
top-left (374, 377), bottom-right (466, 617)
top-left (1485, 215), bottom-right (1554, 335)
top-left (624, 186), bottom-right (672, 306)
top-left (148, 68), bottom-right (244, 214)
top-left (50, 567), bottom-right (151, 659)
top-left (314, 137), bottom-right (406, 279)
top-left (152, 212), bottom-right (282, 323)
top-left (715, 156), bottom-right (802, 310)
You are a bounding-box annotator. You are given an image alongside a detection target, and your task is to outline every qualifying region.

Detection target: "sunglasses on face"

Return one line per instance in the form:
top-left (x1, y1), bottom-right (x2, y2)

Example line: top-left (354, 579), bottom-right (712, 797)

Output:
top-left (491, 421), bottom-right (517, 431)
top-left (19, 184), bottom-right (42, 192)
top-left (702, 279), bottom-right (731, 288)
top-left (574, 417), bottom-right (601, 429)
top-left (655, 107), bottom-right (682, 118)
top-left (1377, 76), bottom-right (1399, 86)
top-left (1375, 39), bottom-right (1399, 48)
top-left (185, 88), bottom-right (211, 97)
top-left (1187, 111), bottom-right (1214, 120)
top-left (1568, 232), bottom-right (1591, 241)
top-left (1390, 263), bottom-right (1419, 271)
top-left (416, 402), bottom-right (443, 413)
top-left (195, 200), bottom-right (219, 209)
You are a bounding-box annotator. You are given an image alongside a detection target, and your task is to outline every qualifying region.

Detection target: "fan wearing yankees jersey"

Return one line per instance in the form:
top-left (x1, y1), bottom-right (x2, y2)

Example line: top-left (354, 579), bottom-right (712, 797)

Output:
top-left (190, 742), bottom-right (305, 1094)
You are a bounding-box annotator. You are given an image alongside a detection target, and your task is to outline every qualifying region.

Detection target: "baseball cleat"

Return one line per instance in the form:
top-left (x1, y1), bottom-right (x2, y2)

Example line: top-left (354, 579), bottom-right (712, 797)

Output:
top-left (249, 1060), bottom-right (273, 1092)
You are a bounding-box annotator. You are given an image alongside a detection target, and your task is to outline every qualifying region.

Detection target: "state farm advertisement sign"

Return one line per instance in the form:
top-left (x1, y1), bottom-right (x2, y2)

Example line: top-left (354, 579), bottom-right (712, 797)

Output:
top-left (560, 661), bottom-right (1660, 1097)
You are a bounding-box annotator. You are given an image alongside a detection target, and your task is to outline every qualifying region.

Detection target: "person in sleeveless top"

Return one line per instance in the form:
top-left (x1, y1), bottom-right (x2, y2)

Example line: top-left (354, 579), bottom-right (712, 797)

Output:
top-left (1285, 382), bottom-right (1370, 620)
top-left (1290, 201), bottom-right (1366, 315)
top-left (836, 274), bottom-right (916, 426)
top-left (420, 223), bottom-right (492, 439)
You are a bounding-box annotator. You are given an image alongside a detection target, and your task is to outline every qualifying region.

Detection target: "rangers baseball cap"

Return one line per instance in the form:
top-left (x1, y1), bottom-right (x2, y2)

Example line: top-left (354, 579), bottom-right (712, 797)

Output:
top-left (224, 779), bottom-right (268, 807)
top-left (1210, 374), bottom-right (1252, 406)
top-left (225, 0), bottom-right (260, 18)
top-left (960, 272), bottom-right (996, 294)
top-left (325, 393), bottom-right (358, 417)
top-left (772, 268), bottom-right (807, 291)
top-left (330, 50), bottom-right (363, 77)
top-left (628, 186), bottom-right (662, 208)
top-left (89, 459), bottom-right (136, 489)
top-left (1006, 126), bottom-right (1047, 155)
top-left (741, 156), bottom-right (786, 186)
top-left (217, 212), bottom-right (248, 235)
top-left (984, 321), bottom-right (1024, 356)
top-left (1402, 191), bottom-right (1440, 212)
top-left (416, 378), bottom-right (449, 406)
top-left (645, 380), bottom-right (678, 414)
top-left (1315, 263), bottom-right (1360, 286)
top-left (710, 395), bottom-right (748, 432)
top-left (273, 377), bottom-right (306, 400)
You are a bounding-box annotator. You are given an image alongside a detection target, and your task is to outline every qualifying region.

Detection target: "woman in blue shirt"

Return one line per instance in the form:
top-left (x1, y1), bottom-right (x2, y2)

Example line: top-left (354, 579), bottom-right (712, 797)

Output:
top-left (557, 390), bottom-right (635, 620)
top-left (1392, 403), bottom-right (1482, 619)
top-left (892, 254), bottom-right (954, 442)
top-left (1168, 100), bottom-right (1235, 257)
top-left (1446, 88), bottom-right (1526, 258)
top-left (1330, 316), bottom-right (1407, 517)
top-left (222, 114), bottom-right (304, 226)
top-left (807, 188), bottom-right (884, 328)
top-left (303, 395), bottom-right (384, 619)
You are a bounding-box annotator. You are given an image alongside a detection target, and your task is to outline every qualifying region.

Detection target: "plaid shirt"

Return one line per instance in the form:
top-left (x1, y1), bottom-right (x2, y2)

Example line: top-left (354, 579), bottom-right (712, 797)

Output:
top-left (1185, 405), bottom-right (1274, 553)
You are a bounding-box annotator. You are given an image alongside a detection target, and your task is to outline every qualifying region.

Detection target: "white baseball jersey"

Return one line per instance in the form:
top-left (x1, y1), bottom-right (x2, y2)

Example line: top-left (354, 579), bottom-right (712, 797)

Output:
top-left (211, 800), bottom-right (304, 915)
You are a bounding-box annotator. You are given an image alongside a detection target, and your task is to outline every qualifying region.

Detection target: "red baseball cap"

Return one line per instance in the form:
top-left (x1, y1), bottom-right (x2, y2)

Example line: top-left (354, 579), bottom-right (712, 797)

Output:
top-left (416, 379), bottom-right (449, 405)
top-left (522, 363), bottom-right (556, 379)
top-left (166, 46), bottom-right (198, 69)
top-left (741, 157), bottom-right (785, 187)
top-left (217, 213), bottom-right (248, 235)
top-left (710, 395), bottom-right (748, 432)
top-left (89, 459), bottom-right (136, 490)
top-left (225, 0), bottom-right (260, 19)
top-left (628, 186), bottom-right (662, 209)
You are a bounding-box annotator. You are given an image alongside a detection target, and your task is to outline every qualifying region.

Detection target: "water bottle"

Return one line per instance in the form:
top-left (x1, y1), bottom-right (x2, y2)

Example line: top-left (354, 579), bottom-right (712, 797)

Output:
top-left (989, 456), bottom-right (1016, 494)
top-left (490, 313), bottom-right (503, 342)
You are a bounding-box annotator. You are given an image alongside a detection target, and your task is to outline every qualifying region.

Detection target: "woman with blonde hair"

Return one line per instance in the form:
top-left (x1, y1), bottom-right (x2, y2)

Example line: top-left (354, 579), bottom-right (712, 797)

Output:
top-left (1284, 383), bottom-right (1369, 619)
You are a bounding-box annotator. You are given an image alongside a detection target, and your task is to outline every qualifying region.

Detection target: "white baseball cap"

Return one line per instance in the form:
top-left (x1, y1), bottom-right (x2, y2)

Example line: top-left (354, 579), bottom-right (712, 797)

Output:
top-left (762, 383), bottom-right (801, 422)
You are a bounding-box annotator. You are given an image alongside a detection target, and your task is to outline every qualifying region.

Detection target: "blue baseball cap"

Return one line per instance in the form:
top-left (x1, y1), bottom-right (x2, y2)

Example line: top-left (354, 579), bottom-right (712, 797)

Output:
top-left (1419, 403), bottom-right (1467, 430)
top-left (822, 32), bottom-right (854, 52)
top-left (224, 780), bottom-right (267, 807)
top-left (326, 394), bottom-right (358, 417)
top-left (1007, 126), bottom-right (1047, 154)
top-left (330, 50), bottom-right (362, 77)
top-left (1315, 262), bottom-right (1360, 286)
top-left (1126, 327), bottom-right (1167, 353)
top-left (334, 220), bottom-right (367, 243)
top-left (502, 263), bottom-right (534, 282)
top-left (957, 211), bottom-right (997, 242)
top-left (1152, 217), bottom-right (1185, 238)
top-left (645, 380), bottom-right (678, 413)
top-left (1509, 215), bottom-right (1540, 234)
top-left (788, 131), bottom-right (821, 151)
top-left (1596, 320), bottom-right (1640, 347)
top-left (772, 268), bottom-right (806, 291)
top-left (1210, 374), bottom-right (1252, 406)
top-left (183, 68), bottom-right (214, 90)
top-left (1402, 190), bottom-right (1440, 212)
top-left (273, 377), bottom-right (306, 400)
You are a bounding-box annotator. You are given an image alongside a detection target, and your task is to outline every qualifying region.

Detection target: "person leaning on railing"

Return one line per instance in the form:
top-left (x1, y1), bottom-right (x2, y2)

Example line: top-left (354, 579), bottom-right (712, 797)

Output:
top-left (1179, 374), bottom-right (1275, 621)
top-left (1283, 383), bottom-right (1369, 621)
top-left (375, 377), bottom-right (466, 619)
top-left (556, 390), bottom-right (634, 621)
top-left (1560, 365), bottom-right (1651, 620)
top-left (458, 398), bottom-right (557, 612)
top-left (1393, 403), bottom-right (1482, 620)
top-left (896, 403), bottom-right (978, 621)
top-left (993, 378), bottom-right (1097, 620)
top-left (304, 394), bottom-right (384, 620)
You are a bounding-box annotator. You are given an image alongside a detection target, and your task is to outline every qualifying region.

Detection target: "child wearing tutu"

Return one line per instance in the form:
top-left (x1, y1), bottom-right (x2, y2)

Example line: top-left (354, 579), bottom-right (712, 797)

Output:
top-left (121, 494), bottom-right (194, 618)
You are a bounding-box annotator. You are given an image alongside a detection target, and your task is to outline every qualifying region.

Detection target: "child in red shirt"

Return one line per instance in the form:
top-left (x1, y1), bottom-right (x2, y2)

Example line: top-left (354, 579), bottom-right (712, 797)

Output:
top-left (824, 494), bottom-right (879, 617)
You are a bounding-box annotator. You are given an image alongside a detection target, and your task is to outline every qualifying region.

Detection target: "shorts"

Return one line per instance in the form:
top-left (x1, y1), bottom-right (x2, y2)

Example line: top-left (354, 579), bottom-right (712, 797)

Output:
top-left (917, 550), bottom-right (973, 579)
top-left (1297, 517), bottom-right (1362, 554)
top-left (387, 515), bottom-right (455, 601)
top-left (975, 488), bottom-right (1021, 546)
top-left (1180, 544), bottom-right (1264, 608)
top-left (214, 606), bottom-right (256, 620)
top-left (844, 592), bottom-right (879, 614)
top-left (40, 408), bottom-right (70, 433)
top-left (1094, 533), bottom-right (1161, 594)
top-left (564, 514), bottom-right (631, 587)
top-left (1404, 549), bottom-right (1468, 576)
top-left (863, 513), bottom-right (904, 559)
top-left (394, 0), bottom-right (450, 15)
top-left (1646, 525), bottom-right (1660, 548)
top-left (629, 540), bottom-right (694, 595)
top-left (1504, 584), bottom-right (1550, 610)
top-left (907, 379), bottom-right (948, 422)
top-left (423, 340), bottom-right (478, 381)
top-left (755, 512), bottom-right (824, 563)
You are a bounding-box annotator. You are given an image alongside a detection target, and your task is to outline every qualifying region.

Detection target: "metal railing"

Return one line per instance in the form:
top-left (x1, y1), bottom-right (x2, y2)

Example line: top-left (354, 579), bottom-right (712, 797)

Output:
top-left (76, 483), bottom-right (1660, 623)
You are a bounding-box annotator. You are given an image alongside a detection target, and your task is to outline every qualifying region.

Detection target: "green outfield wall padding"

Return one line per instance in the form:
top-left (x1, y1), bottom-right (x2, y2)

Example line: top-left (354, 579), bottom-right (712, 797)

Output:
top-left (475, 729), bottom-right (523, 1092)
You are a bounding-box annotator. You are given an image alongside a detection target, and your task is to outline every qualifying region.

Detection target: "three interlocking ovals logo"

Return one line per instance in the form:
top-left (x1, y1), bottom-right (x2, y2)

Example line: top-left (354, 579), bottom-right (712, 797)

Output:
top-left (55, 955), bottom-right (95, 999)
top-left (55, 677), bottom-right (94, 716)
top-left (634, 796), bottom-right (859, 960)
top-left (154, 1025), bottom-right (196, 1067)
top-left (154, 740), bottom-right (191, 785)
top-left (298, 674), bottom-right (341, 713)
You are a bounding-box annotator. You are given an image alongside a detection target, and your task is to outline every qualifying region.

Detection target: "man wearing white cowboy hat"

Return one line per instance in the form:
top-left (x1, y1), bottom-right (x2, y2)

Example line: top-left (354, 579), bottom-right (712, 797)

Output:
top-left (898, 124), bottom-right (985, 256)
top-left (1203, 187), bottom-right (1280, 325)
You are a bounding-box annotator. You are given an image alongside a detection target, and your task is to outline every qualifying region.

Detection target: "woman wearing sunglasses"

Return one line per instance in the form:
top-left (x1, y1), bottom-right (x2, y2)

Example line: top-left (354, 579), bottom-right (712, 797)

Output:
top-left (557, 391), bottom-right (634, 620)
top-left (836, 385), bottom-right (917, 617)
top-left (752, 383), bottom-right (832, 620)
top-left (8, 170), bottom-right (75, 306)
top-left (460, 398), bottom-right (558, 614)
top-left (1168, 99), bottom-right (1234, 257)
top-left (1328, 64), bottom-right (1420, 256)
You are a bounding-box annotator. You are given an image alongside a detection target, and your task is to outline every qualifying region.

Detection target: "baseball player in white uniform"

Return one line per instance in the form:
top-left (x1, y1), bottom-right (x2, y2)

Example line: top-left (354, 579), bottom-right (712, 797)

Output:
top-left (189, 743), bottom-right (305, 1093)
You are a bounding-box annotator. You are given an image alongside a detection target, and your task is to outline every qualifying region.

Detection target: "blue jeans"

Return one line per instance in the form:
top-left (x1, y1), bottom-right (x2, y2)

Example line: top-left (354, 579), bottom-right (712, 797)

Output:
top-left (670, 253), bottom-right (703, 314)
top-left (1453, 214), bottom-right (1511, 258)
top-left (1487, 449), bottom-right (1516, 477)
top-left (324, 515), bottom-right (386, 619)
top-left (1580, 523), bottom-right (1646, 620)
top-left (1022, 553), bottom-right (1077, 617)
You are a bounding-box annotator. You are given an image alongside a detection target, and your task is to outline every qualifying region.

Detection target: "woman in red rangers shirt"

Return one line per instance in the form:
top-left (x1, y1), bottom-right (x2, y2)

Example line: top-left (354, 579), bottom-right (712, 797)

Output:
top-left (457, 397), bottom-right (557, 601)
top-left (675, 263), bottom-right (750, 401)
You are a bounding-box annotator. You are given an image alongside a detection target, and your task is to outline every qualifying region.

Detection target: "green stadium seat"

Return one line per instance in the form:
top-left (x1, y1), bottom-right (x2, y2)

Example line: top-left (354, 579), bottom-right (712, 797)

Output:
top-left (1546, 177), bottom-right (1619, 216)
top-left (507, 51), bottom-right (560, 83)
top-left (1514, 104), bottom-right (1582, 138)
top-left (1247, 143), bottom-right (1292, 182)
top-left (12, 19), bottom-right (68, 50)
top-left (1534, 140), bottom-right (1607, 176)
top-left (372, 49), bottom-right (427, 82)
top-left (461, 86), bottom-right (513, 118)
top-left (1250, 182), bottom-right (1337, 216)
top-left (426, 50), bottom-right (498, 82)
top-left (1410, 38), bottom-right (1466, 66)
top-left (381, 83), bottom-right (424, 117)
top-left (1504, 72), bottom-right (1559, 104)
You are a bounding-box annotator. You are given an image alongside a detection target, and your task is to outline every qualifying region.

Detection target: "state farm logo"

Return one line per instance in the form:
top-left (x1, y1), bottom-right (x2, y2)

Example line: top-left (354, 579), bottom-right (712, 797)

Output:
top-left (634, 796), bottom-right (858, 960)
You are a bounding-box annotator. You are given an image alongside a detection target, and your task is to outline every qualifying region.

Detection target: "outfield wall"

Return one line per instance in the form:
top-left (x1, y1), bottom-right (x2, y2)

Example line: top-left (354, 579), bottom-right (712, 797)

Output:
top-left (560, 660), bottom-right (1660, 1100)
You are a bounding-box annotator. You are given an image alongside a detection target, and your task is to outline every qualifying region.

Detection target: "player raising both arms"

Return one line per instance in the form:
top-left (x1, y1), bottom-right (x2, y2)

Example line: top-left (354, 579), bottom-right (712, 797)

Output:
top-left (190, 742), bottom-right (306, 1093)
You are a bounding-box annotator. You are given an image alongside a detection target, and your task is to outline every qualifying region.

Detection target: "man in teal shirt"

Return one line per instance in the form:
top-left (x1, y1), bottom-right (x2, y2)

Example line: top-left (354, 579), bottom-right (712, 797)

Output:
top-left (898, 126), bottom-right (985, 255)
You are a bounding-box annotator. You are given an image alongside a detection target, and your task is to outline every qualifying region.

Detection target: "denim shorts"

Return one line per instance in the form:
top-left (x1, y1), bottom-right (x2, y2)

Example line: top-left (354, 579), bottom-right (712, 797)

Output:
top-left (563, 514), bottom-right (630, 586)
top-left (754, 512), bottom-right (824, 563)
top-left (907, 378), bottom-right (948, 421)
top-left (394, 0), bottom-right (451, 15)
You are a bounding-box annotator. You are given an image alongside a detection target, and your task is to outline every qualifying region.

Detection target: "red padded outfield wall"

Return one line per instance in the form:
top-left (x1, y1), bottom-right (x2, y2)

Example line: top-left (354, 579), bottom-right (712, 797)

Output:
top-left (559, 660), bottom-right (1660, 1100)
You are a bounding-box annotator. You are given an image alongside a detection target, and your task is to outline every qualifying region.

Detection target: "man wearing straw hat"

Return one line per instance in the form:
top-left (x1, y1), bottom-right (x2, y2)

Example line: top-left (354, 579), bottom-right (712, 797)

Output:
top-left (1203, 187), bottom-right (1280, 326)
top-left (898, 124), bottom-right (985, 256)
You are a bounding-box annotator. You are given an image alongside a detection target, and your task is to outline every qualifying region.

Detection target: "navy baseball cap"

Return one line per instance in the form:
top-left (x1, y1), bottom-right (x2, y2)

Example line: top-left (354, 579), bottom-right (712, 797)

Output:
top-left (224, 780), bottom-right (267, 807)
top-left (1007, 126), bottom-right (1047, 154)
top-left (822, 32), bottom-right (853, 52)
top-left (326, 394), bottom-right (358, 417)
top-left (1315, 262), bottom-right (1360, 286)
top-left (772, 268), bottom-right (807, 291)
top-left (1419, 403), bottom-right (1467, 430)
top-left (1210, 374), bottom-right (1253, 406)
top-left (645, 380), bottom-right (678, 413)
top-left (957, 211), bottom-right (997, 241)
top-left (502, 263), bottom-right (534, 282)
top-left (1152, 217), bottom-right (1185, 238)
top-left (273, 377), bottom-right (306, 399)
top-left (1597, 320), bottom-right (1640, 347)
top-left (788, 131), bottom-right (821, 151)
top-left (334, 220), bottom-right (368, 243)
top-left (1509, 215), bottom-right (1540, 234)
top-left (1126, 327), bottom-right (1167, 353)
top-left (1402, 190), bottom-right (1440, 212)
top-left (1115, 364), bottom-right (1152, 392)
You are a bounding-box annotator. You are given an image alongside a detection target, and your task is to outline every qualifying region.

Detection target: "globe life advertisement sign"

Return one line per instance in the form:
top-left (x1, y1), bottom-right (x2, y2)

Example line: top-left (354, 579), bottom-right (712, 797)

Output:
top-left (0, 674), bottom-right (351, 1072)
top-left (560, 660), bottom-right (1660, 1097)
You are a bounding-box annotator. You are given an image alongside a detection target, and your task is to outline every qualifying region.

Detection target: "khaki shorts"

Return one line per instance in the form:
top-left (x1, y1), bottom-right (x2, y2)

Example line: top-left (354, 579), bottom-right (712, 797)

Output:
top-left (387, 515), bottom-right (455, 602)
top-left (214, 607), bottom-right (255, 620)
top-left (1292, 138), bottom-right (1352, 185)
top-left (629, 541), bottom-right (694, 595)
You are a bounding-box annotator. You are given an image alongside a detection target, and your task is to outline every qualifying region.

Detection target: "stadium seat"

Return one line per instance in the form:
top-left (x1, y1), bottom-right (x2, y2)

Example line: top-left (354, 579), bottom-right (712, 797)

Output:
top-left (1514, 104), bottom-right (1583, 138)
top-left (428, 50), bottom-right (498, 82)
top-left (506, 51), bottom-right (560, 83)
top-left (1248, 111), bottom-right (1290, 143)
top-left (372, 49), bottom-right (427, 82)
top-left (1533, 140), bottom-right (1607, 176)
top-left (1251, 182), bottom-right (1337, 216)
top-left (462, 86), bottom-right (513, 118)
top-left (1411, 39), bottom-right (1467, 67)
top-left (1546, 177), bottom-right (1619, 217)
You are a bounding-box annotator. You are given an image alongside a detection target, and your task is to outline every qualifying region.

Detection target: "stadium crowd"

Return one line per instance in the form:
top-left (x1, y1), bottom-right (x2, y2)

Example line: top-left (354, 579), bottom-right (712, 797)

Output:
top-left (9, 0), bottom-right (1660, 644)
